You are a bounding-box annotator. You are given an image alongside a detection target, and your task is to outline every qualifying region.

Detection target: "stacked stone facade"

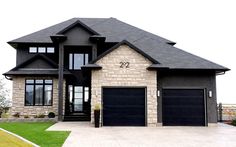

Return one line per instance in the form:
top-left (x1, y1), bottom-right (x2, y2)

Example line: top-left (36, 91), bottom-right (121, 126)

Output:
top-left (91, 45), bottom-right (157, 126)
top-left (11, 77), bottom-right (65, 118)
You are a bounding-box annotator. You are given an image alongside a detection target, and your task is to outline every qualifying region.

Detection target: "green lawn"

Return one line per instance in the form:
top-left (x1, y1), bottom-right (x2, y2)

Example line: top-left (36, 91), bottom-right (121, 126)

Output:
top-left (0, 130), bottom-right (33, 147)
top-left (0, 122), bottom-right (70, 147)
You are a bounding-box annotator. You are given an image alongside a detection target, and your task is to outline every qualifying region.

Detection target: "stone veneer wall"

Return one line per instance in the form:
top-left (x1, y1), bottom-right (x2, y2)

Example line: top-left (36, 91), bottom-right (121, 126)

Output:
top-left (91, 45), bottom-right (157, 126)
top-left (11, 77), bottom-right (65, 118)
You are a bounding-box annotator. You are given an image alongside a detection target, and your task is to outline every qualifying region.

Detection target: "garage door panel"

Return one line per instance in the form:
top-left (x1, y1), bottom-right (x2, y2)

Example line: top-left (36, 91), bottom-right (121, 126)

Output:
top-left (162, 89), bottom-right (205, 126)
top-left (103, 116), bottom-right (145, 126)
top-left (163, 89), bottom-right (204, 96)
top-left (103, 106), bottom-right (145, 115)
top-left (164, 109), bottom-right (205, 118)
top-left (103, 88), bottom-right (145, 126)
top-left (104, 96), bottom-right (144, 105)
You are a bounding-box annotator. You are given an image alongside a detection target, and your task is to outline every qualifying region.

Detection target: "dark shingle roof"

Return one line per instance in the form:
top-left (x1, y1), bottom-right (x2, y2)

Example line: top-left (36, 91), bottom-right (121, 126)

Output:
top-left (3, 54), bottom-right (71, 76)
top-left (132, 38), bottom-right (229, 70)
top-left (8, 18), bottom-right (229, 71)
top-left (9, 18), bottom-right (174, 44)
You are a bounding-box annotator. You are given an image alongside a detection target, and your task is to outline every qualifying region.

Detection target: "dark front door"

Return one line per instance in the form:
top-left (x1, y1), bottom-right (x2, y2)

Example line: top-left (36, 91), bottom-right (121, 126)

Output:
top-left (162, 89), bottom-right (205, 126)
top-left (103, 88), bottom-right (146, 126)
top-left (68, 85), bottom-right (90, 114)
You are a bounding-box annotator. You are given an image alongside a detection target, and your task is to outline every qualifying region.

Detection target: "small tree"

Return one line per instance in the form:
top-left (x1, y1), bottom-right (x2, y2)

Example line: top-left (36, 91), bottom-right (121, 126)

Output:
top-left (0, 78), bottom-right (11, 113)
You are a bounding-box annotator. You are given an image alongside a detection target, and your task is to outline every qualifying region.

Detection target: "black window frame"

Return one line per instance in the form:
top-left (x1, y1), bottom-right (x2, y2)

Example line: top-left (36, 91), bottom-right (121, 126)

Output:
top-left (25, 79), bottom-right (53, 106)
top-left (69, 53), bottom-right (89, 70)
top-left (29, 47), bottom-right (55, 54)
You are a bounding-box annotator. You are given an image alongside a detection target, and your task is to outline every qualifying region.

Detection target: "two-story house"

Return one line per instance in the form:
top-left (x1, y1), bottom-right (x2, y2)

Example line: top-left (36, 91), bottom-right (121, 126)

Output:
top-left (3, 18), bottom-right (229, 126)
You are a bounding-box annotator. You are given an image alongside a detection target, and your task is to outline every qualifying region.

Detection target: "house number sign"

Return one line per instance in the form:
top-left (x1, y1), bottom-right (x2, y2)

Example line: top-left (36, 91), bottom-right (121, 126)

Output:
top-left (120, 62), bottom-right (130, 68)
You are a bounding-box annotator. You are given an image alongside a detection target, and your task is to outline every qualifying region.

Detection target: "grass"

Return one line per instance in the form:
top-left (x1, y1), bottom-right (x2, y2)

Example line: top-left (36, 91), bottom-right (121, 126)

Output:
top-left (0, 130), bottom-right (33, 147)
top-left (0, 122), bottom-right (70, 147)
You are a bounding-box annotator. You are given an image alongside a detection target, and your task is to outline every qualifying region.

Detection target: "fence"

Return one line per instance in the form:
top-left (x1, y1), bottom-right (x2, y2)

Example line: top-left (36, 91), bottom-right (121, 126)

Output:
top-left (218, 103), bottom-right (236, 122)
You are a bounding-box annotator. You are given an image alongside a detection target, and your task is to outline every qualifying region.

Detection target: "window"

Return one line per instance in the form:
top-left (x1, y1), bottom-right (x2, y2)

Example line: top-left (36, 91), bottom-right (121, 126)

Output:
top-left (38, 47), bottom-right (46, 53)
top-left (29, 47), bottom-right (55, 53)
top-left (69, 53), bottom-right (89, 70)
top-left (29, 47), bottom-right (37, 53)
top-left (84, 87), bottom-right (89, 102)
top-left (25, 79), bottom-right (53, 106)
top-left (47, 47), bottom-right (55, 53)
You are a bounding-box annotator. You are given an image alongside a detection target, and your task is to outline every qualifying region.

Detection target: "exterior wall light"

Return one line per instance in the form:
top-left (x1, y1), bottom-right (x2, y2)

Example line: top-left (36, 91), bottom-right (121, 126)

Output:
top-left (157, 90), bottom-right (160, 97)
top-left (208, 90), bottom-right (212, 98)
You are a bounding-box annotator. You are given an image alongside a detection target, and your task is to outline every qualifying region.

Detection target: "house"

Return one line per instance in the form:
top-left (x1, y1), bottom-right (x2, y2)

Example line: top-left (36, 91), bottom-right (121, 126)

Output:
top-left (3, 18), bottom-right (229, 126)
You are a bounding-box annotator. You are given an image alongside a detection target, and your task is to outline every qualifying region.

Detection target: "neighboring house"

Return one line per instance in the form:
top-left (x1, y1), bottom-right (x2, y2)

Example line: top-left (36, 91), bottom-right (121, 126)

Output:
top-left (3, 18), bottom-right (229, 126)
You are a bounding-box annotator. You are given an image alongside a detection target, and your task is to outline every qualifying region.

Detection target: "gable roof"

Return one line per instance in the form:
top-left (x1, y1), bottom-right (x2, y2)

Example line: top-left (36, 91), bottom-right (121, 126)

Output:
top-left (91, 40), bottom-right (159, 64)
top-left (11, 54), bottom-right (58, 70)
top-left (7, 18), bottom-right (229, 72)
top-left (57, 20), bottom-right (99, 35)
top-left (3, 54), bottom-right (71, 76)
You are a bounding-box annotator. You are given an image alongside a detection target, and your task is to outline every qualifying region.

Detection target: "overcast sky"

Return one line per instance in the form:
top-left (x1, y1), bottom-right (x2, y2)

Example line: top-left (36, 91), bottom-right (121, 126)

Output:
top-left (0, 0), bottom-right (235, 103)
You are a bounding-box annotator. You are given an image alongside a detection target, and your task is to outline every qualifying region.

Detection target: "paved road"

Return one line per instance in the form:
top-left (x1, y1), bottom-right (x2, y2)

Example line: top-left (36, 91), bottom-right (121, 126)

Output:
top-left (47, 122), bottom-right (236, 147)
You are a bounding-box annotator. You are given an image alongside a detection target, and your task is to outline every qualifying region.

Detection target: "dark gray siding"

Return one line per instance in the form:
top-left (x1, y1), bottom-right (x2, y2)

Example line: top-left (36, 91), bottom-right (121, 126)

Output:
top-left (16, 44), bottom-right (58, 65)
top-left (16, 47), bottom-right (33, 65)
top-left (157, 70), bottom-right (217, 124)
top-left (24, 58), bottom-right (55, 69)
top-left (62, 25), bottom-right (93, 46)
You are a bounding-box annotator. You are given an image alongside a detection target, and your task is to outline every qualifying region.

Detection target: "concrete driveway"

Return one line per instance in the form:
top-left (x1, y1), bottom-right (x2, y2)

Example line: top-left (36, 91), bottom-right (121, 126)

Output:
top-left (47, 122), bottom-right (236, 147)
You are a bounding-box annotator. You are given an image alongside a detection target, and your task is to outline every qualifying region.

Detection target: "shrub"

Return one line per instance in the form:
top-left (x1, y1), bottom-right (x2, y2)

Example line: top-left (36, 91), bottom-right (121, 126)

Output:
top-left (34, 114), bottom-right (45, 118)
top-left (1, 112), bottom-right (10, 118)
top-left (231, 119), bottom-right (236, 126)
top-left (48, 112), bottom-right (55, 118)
top-left (13, 112), bottom-right (20, 118)
top-left (94, 104), bottom-right (100, 110)
top-left (38, 114), bottom-right (45, 118)
top-left (24, 115), bottom-right (29, 118)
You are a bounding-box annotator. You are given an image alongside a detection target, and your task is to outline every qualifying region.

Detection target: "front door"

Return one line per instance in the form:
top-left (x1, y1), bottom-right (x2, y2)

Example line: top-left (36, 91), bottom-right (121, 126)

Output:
top-left (68, 85), bottom-right (90, 114)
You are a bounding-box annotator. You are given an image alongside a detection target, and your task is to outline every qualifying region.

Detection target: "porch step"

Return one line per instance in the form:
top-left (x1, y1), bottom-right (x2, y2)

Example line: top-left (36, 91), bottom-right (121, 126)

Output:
top-left (63, 115), bottom-right (91, 121)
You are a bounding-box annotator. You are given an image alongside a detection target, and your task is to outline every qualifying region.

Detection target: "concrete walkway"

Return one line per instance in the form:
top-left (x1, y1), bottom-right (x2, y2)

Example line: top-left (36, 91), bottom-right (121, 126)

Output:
top-left (47, 122), bottom-right (236, 147)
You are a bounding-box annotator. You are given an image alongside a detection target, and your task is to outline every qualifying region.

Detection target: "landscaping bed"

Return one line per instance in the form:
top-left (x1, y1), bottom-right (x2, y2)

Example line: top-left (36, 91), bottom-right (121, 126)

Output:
top-left (0, 117), bottom-right (57, 122)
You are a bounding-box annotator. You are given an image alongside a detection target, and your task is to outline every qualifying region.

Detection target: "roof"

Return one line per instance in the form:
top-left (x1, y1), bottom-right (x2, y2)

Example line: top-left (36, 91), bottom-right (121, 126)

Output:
top-left (3, 54), bottom-right (71, 76)
top-left (8, 18), bottom-right (174, 44)
top-left (7, 18), bottom-right (229, 72)
top-left (91, 40), bottom-right (159, 64)
top-left (3, 69), bottom-right (71, 76)
top-left (131, 38), bottom-right (229, 71)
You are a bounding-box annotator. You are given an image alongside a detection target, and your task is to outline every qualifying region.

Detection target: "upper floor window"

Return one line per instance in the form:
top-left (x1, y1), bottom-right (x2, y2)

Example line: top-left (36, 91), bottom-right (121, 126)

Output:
top-left (25, 79), bottom-right (53, 106)
top-left (69, 53), bottom-right (89, 70)
top-left (29, 47), bottom-right (55, 53)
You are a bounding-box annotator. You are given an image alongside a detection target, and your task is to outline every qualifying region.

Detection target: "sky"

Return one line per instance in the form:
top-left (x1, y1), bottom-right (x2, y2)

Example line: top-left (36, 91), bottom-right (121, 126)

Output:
top-left (0, 0), bottom-right (235, 103)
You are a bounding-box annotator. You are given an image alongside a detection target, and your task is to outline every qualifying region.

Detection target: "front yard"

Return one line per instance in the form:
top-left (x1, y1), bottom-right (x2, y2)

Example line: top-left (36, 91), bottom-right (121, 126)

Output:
top-left (0, 122), bottom-right (70, 147)
top-left (0, 129), bottom-right (33, 147)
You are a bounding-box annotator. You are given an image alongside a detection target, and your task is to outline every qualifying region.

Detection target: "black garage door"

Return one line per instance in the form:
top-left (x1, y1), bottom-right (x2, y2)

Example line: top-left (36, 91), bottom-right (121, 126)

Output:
top-left (103, 88), bottom-right (146, 126)
top-left (162, 89), bottom-right (205, 126)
